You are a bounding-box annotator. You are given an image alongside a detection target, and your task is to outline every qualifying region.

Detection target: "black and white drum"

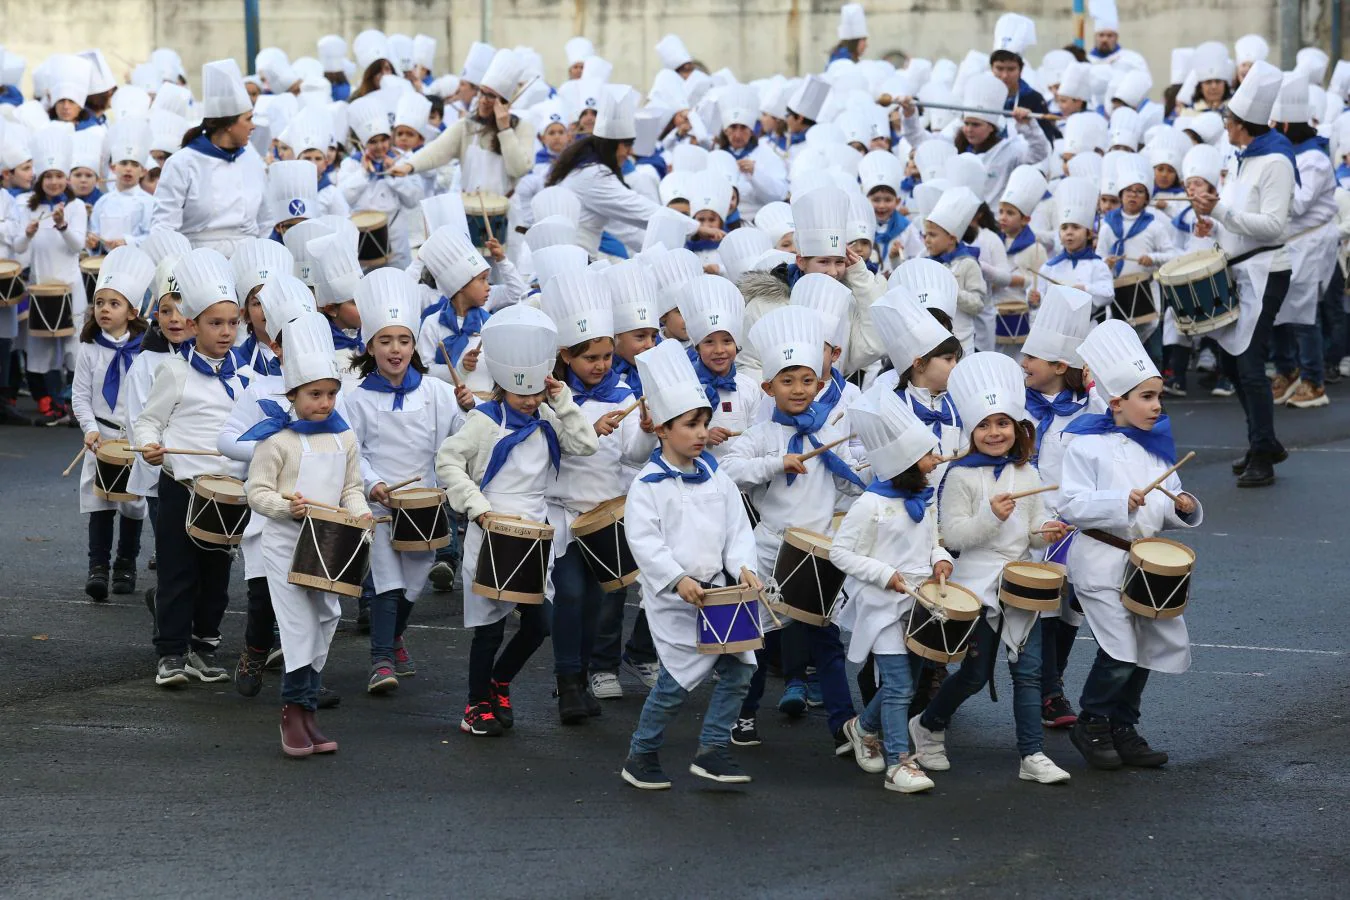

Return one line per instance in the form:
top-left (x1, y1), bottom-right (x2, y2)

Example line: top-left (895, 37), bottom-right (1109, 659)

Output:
top-left (769, 527), bottom-right (846, 626)
top-left (288, 507), bottom-right (375, 597)
top-left (1110, 271), bottom-right (1158, 326)
top-left (352, 210), bottom-right (391, 269)
top-left (0, 260), bottom-right (26, 307)
top-left (1121, 537), bottom-right (1194, 619)
top-left (387, 487), bottom-right (451, 552)
top-left (998, 561), bottom-right (1066, 614)
top-left (93, 439), bottom-right (137, 502)
top-left (570, 496), bottom-right (639, 592)
top-left (904, 580), bottom-right (982, 664)
top-left (79, 255), bottom-right (104, 301)
top-left (186, 475), bottom-right (251, 545)
top-left (27, 282), bottom-right (75, 337)
top-left (472, 514), bottom-right (554, 604)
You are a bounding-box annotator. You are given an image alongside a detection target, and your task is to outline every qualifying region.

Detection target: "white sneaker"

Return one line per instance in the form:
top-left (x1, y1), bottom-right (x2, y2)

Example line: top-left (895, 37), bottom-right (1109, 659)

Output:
top-left (589, 671), bottom-right (623, 699)
top-left (1019, 752), bottom-right (1072, 784)
top-left (884, 757), bottom-right (935, 793)
top-left (842, 716), bottom-right (886, 774)
top-left (622, 657), bottom-right (660, 689)
top-left (1340, 358), bottom-right (1350, 378)
top-left (1196, 347), bottom-right (1218, 372)
top-left (908, 714), bottom-right (949, 771)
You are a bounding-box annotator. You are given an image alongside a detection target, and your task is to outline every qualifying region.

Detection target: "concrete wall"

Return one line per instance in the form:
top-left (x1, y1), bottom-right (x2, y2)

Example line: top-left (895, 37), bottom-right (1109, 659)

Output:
top-left (0, 0), bottom-right (1335, 101)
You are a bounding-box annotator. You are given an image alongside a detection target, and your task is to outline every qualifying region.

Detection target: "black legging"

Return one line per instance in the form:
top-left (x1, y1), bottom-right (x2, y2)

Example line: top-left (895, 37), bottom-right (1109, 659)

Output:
top-left (467, 605), bottom-right (550, 704)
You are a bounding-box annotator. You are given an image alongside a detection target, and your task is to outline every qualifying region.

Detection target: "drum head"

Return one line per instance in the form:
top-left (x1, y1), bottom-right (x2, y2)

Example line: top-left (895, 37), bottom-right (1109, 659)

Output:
top-left (1002, 561), bottom-right (1064, 589)
top-left (352, 210), bottom-right (389, 231)
top-left (469, 192), bottom-right (510, 216)
top-left (783, 527), bottom-right (832, 558)
top-left (1130, 537), bottom-right (1195, 574)
top-left (29, 283), bottom-right (71, 297)
top-left (572, 496), bottom-right (626, 536)
top-left (702, 584), bottom-right (757, 606)
top-left (96, 440), bottom-right (136, 464)
top-left (1113, 271), bottom-right (1152, 288)
top-left (389, 487), bottom-right (443, 508)
top-left (916, 581), bottom-right (981, 617)
top-left (483, 513), bottom-right (554, 541)
top-left (196, 475), bottom-right (247, 502)
top-left (996, 301), bottom-right (1029, 314)
top-left (0, 259), bottom-right (23, 278)
top-left (1158, 249), bottom-right (1226, 283)
top-left (80, 256), bottom-right (104, 275)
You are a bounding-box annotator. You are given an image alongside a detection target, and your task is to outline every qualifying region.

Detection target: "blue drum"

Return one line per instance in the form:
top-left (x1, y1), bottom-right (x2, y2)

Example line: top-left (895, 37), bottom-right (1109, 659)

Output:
top-left (466, 192), bottom-right (510, 251)
top-left (1157, 248), bottom-right (1238, 336)
top-left (995, 301), bottom-right (1030, 345)
top-left (696, 585), bottom-right (763, 654)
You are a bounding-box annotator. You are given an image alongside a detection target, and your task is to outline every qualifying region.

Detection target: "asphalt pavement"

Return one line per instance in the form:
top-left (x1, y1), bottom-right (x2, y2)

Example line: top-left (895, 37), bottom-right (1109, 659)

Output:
top-left (2, 387), bottom-right (1349, 899)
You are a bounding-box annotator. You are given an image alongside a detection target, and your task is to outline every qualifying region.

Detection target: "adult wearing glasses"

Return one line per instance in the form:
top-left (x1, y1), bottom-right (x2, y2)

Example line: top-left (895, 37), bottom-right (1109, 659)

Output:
top-left (389, 48), bottom-right (533, 195)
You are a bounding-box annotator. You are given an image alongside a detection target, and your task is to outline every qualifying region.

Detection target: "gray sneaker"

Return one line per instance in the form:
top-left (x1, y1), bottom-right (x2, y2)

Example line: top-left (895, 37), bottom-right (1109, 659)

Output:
top-left (155, 654), bottom-right (190, 687)
top-left (186, 650), bottom-right (231, 683)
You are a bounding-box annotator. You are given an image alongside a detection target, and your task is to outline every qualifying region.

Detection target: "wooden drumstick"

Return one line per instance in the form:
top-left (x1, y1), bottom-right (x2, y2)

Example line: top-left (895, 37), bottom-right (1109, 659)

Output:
top-left (505, 74), bottom-right (540, 107)
top-left (130, 446), bottom-right (223, 457)
top-left (799, 434), bottom-right (856, 462)
top-left (938, 570), bottom-right (947, 599)
top-left (372, 515), bottom-right (393, 524)
top-left (446, 359), bottom-right (463, 389)
top-left (1024, 267), bottom-right (1071, 288)
top-left (1033, 526), bottom-right (1077, 537)
top-left (612, 398), bottom-right (642, 423)
top-left (936, 448), bottom-right (969, 464)
top-left (1004, 484), bottom-right (1058, 502)
top-left (720, 431), bottom-right (742, 438)
top-left (1140, 451), bottom-right (1196, 496)
top-left (1157, 486), bottom-right (1181, 502)
top-left (475, 191), bottom-right (492, 237)
top-left (384, 476), bottom-right (421, 493)
top-left (282, 493), bottom-right (344, 512)
top-left (61, 445), bottom-right (88, 477)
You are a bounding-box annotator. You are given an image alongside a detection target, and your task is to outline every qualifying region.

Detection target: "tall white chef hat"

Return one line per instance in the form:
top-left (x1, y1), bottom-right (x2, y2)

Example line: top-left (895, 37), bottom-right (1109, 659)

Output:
top-left (480, 48), bottom-right (524, 99)
top-left (791, 186), bottom-right (850, 258)
top-left (318, 36), bottom-right (349, 74)
top-left (681, 274), bottom-right (745, 346)
top-left (1000, 165), bottom-right (1048, 217)
top-left (605, 259), bottom-right (661, 335)
top-left (642, 207), bottom-right (699, 253)
top-left (947, 351), bottom-right (1028, 434)
top-left (525, 215), bottom-right (578, 253)
top-left (481, 304), bottom-right (558, 395)
top-left (648, 247), bottom-right (704, 316)
top-left (719, 227), bottom-right (774, 284)
top-left (258, 273), bottom-right (317, 341)
top-left (420, 193), bottom-right (471, 244)
top-left (531, 184), bottom-right (582, 224)
top-left (46, 54), bottom-right (92, 108)
top-left (859, 149), bottom-right (903, 197)
top-left (29, 123), bottom-right (72, 176)
top-left (926, 186), bottom-right (981, 241)
top-left (105, 115), bottom-right (152, 167)
top-left (543, 269), bottom-right (614, 346)
top-left (420, 226), bottom-right (489, 298)
top-left (636, 339), bottom-right (709, 424)
top-left (791, 271), bottom-right (852, 353)
top-left (850, 386), bottom-right (940, 481)
top-left (872, 285), bottom-right (953, 367)
top-left (655, 35), bottom-right (693, 72)
top-left (962, 72), bottom-right (1009, 127)
top-left (751, 305), bottom-right (826, 381)
top-left (1181, 143), bottom-right (1222, 188)
top-left (202, 58), bottom-right (251, 119)
top-left (888, 257), bottom-right (959, 319)
top-left (785, 75), bottom-right (831, 122)
top-left (460, 42), bottom-right (496, 85)
top-left (1228, 60), bottom-right (1282, 124)
top-left (282, 219), bottom-right (333, 289)
top-left (1022, 285), bottom-right (1093, 367)
top-left (1055, 176), bottom-right (1098, 229)
top-left (1234, 35), bottom-right (1269, 67)
top-left (1271, 71), bottom-right (1312, 125)
top-left (593, 84), bottom-right (639, 140)
top-left (267, 160), bottom-right (319, 224)
top-left (565, 37), bottom-right (595, 67)
top-left (174, 248), bottom-right (239, 320)
top-left (355, 266), bottom-right (420, 344)
top-left (754, 202), bottom-right (796, 248)
top-left (232, 238), bottom-right (296, 302)
top-left (281, 310), bottom-right (341, 391)
top-left (1058, 63), bottom-right (1095, 103)
top-left (992, 13), bottom-right (1037, 56)
top-left (1089, 0), bottom-right (1119, 33)
top-left (532, 244), bottom-right (589, 291)
top-left (1077, 318), bottom-right (1160, 400)
top-left (837, 4), bottom-right (869, 40)
top-left (94, 245), bottom-right (156, 310)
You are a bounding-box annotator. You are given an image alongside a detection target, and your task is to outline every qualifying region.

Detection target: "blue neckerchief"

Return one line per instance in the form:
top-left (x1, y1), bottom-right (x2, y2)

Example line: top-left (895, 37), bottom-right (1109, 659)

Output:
top-left (932, 243), bottom-right (980, 265)
top-left (330, 82), bottom-right (351, 102)
top-left (726, 209), bottom-right (742, 227)
top-left (1046, 246), bottom-right (1101, 268)
top-left (268, 227), bottom-right (284, 243)
top-left (865, 479), bottom-right (934, 523)
top-left (187, 348), bottom-right (248, 400)
top-left (783, 262), bottom-right (805, 288)
top-left (875, 213), bottom-right (908, 259)
top-left (1295, 135), bottom-right (1330, 159)
top-left (767, 132), bottom-right (786, 151)
top-left (900, 175), bottom-right (917, 195)
top-left (1153, 183), bottom-right (1184, 196)
top-left (1104, 208), bottom-right (1155, 276)
top-left (1088, 45), bottom-right (1119, 60)
top-left (640, 446), bottom-right (719, 484)
top-left (240, 334), bottom-right (282, 376)
top-left (421, 295), bottom-right (448, 322)
top-left (78, 186), bottom-right (103, 206)
top-left (727, 144), bottom-right (754, 161)
top-left (477, 400), bottom-right (561, 489)
top-left (788, 130), bottom-right (808, 146)
top-left (1337, 162), bottom-right (1350, 189)
top-left (687, 346), bottom-right (737, 408)
top-left (771, 404), bottom-right (866, 488)
top-left (38, 195), bottom-right (66, 208)
top-left (75, 116), bottom-right (104, 131)
top-left (534, 147), bottom-right (557, 165)
top-left (905, 390), bottom-right (961, 438)
top-left (1025, 389), bottom-right (1087, 455)
top-left (0, 85), bottom-right (22, 106)
top-left (612, 356), bottom-right (642, 396)
top-left (237, 398), bottom-right (349, 442)
top-left (566, 367), bottom-right (635, 405)
top-left (598, 231), bottom-right (630, 259)
top-left (5, 186), bottom-right (22, 197)
top-left (187, 134), bottom-right (246, 163)
top-left (620, 157), bottom-right (636, 176)
top-left (317, 172), bottom-right (333, 192)
top-left (1002, 79), bottom-right (1035, 111)
top-left (1005, 226), bottom-right (1036, 257)
top-left (816, 367), bottom-right (847, 416)
top-left (1237, 131), bottom-right (1301, 186)
top-left (435, 304), bottom-right (489, 368)
top-left (1064, 412), bottom-right (1177, 465)
top-left (174, 338), bottom-right (195, 359)
top-left (329, 319), bottom-right (364, 354)
top-left (947, 450), bottom-right (1017, 480)
top-left (92, 332), bottom-right (142, 411)
top-left (686, 237), bottom-right (721, 253)
top-left (634, 152), bottom-right (668, 179)
top-left (1172, 206), bottom-right (1195, 234)
top-left (359, 368), bottom-right (423, 410)
top-left (828, 45), bottom-right (853, 64)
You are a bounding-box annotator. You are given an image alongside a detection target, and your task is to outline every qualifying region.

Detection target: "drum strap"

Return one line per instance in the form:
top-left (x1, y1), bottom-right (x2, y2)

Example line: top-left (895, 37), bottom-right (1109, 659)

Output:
top-left (1082, 528), bottom-right (1132, 552)
top-left (987, 611), bottom-right (1003, 704)
top-left (1225, 245), bottom-right (1280, 268)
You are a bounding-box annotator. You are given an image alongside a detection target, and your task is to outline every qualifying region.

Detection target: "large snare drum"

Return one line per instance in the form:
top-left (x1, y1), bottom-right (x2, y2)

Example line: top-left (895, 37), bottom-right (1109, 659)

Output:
top-left (387, 487), bottom-right (450, 552)
top-left (352, 210), bottom-right (391, 269)
top-left (186, 475), bottom-right (251, 545)
top-left (289, 507), bottom-right (375, 597)
top-left (466, 192), bottom-right (510, 251)
top-left (1156, 248), bottom-right (1237, 336)
top-left (995, 301), bottom-right (1031, 345)
top-left (1121, 537), bottom-right (1194, 619)
top-left (1110, 271), bottom-right (1158, 326)
top-left (473, 514), bottom-right (554, 604)
top-left (570, 496), bottom-right (639, 592)
top-left (0, 260), bottom-right (25, 307)
top-left (80, 256), bottom-right (104, 301)
top-left (93, 439), bottom-right (137, 502)
top-left (28, 283), bottom-right (75, 337)
top-left (904, 580), bottom-right (982, 664)
top-left (998, 561), bottom-right (1066, 613)
top-left (769, 528), bottom-right (846, 626)
top-left (696, 584), bottom-right (764, 654)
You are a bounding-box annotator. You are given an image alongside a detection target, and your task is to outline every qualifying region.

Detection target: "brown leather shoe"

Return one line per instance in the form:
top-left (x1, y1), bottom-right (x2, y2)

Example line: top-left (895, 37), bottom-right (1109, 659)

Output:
top-left (302, 708), bottom-right (338, 753)
top-left (281, 704), bottom-right (314, 758)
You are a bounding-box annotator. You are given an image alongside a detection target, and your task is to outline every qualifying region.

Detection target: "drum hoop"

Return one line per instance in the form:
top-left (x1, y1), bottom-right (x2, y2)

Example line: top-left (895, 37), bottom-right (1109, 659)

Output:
top-left (1122, 559), bottom-right (1191, 617)
top-left (574, 520), bottom-right (627, 583)
top-left (697, 594), bottom-right (763, 647)
top-left (484, 514), bottom-right (553, 541)
top-left (483, 527), bottom-right (547, 598)
top-left (392, 502), bottom-right (448, 545)
top-left (299, 513), bottom-right (372, 587)
top-left (80, 256), bottom-right (104, 274)
top-left (95, 440), bottom-right (134, 465)
top-left (388, 488), bottom-right (442, 509)
top-left (195, 476), bottom-right (247, 504)
top-left (1129, 537), bottom-right (1195, 575)
top-left (352, 210), bottom-right (389, 230)
top-left (1000, 561), bottom-right (1066, 591)
top-left (783, 527), bottom-right (832, 559)
top-left (572, 497), bottom-right (625, 537)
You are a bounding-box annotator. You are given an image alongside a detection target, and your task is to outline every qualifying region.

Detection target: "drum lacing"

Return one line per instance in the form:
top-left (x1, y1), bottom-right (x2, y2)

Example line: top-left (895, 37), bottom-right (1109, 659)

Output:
top-left (1120, 560), bottom-right (1191, 613)
top-left (698, 594), bottom-right (764, 647)
top-left (483, 528), bottom-right (544, 597)
top-left (394, 503), bottom-right (447, 546)
top-left (760, 578), bottom-right (783, 608)
top-left (185, 498), bottom-right (242, 558)
top-left (300, 514), bottom-right (373, 586)
top-left (574, 522), bottom-right (624, 582)
top-left (770, 548), bottom-right (840, 619)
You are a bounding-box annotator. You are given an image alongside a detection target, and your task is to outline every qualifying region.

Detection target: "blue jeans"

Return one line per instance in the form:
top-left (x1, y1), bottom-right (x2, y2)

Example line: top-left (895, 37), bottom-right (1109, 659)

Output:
top-left (1219, 269), bottom-right (1288, 457)
top-left (629, 657), bottom-right (754, 755)
top-left (1078, 647), bottom-right (1150, 725)
top-left (1272, 321), bottom-right (1325, 386)
top-left (590, 587), bottom-right (658, 671)
top-left (435, 511), bottom-right (465, 567)
top-left (1039, 593), bottom-right (1080, 700)
top-left (550, 543), bottom-right (610, 676)
top-left (281, 664), bottom-right (322, 710)
top-left (739, 628), bottom-right (783, 717)
top-left (369, 588), bottom-right (413, 663)
top-left (858, 653), bottom-right (923, 765)
top-left (781, 620), bottom-right (856, 732)
top-left (921, 613), bottom-right (1045, 757)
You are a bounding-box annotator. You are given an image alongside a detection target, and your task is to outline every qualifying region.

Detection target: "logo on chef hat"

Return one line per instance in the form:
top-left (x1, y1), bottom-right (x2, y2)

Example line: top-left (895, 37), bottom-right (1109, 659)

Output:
top-left (289, 199), bottom-right (307, 216)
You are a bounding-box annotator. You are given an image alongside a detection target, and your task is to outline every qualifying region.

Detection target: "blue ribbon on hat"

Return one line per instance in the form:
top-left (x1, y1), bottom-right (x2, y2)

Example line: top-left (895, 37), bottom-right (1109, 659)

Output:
top-left (359, 368), bottom-right (423, 410)
top-left (238, 398), bottom-right (349, 441)
top-left (640, 446), bottom-right (718, 484)
top-left (772, 404), bottom-right (865, 488)
top-left (92, 332), bottom-right (143, 411)
top-left (477, 400), bottom-right (561, 489)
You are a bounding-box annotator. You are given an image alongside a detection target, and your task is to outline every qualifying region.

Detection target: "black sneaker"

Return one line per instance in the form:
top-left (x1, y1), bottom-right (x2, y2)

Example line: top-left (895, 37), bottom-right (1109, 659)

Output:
top-left (1041, 695), bottom-right (1078, 728)
top-left (234, 648), bottom-right (267, 698)
top-left (155, 654), bottom-right (190, 687)
top-left (143, 586), bottom-right (156, 616)
top-left (490, 680), bottom-right (515, 729)
top-left (85, 565), bottom-right (110, 602)
top-left (1070, 716), bottom-right (1123, 770)
top-left (1112, 724), bottom-right (1168, 767)
top-left (731, 717), bottom-right (761, 747)
top-left (317, 686), bottom-right (342, 709)
top-left (689, 746), bottom-right (752, 784)
top-left (429, 561), bottom-right (456, 592)
top-left (111, 558), bottom-right (136, 595)
top-left (622, 752), bottom-right (672, 790)
top-left (1236, 456), bottom-right (1275, 488)
top-left (460, 701), bottom-right (504, 737)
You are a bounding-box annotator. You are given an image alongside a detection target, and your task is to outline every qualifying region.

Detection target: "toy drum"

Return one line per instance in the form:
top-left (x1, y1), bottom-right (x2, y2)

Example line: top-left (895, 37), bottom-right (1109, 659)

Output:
top-left (769, 528), bottom-right (847, 626)
top-left (27, 283), bottom-right (75, 337)
top-left (466, 192), bottom-right (510, 251)
top-left (998, 561), bottom-right (1066, 613)
top-left (0, 260), bottom-right (25, 307)
top-left (571, 496), bottom-right (639, 592)
top-left (387, 486), bottom-right (450, 552)
top-left (740, 491), bottom-right (761, 530)
top-left (352, 210), bottom-right (391, 268)
top-left (472, 514), bottom-right (554, 604)
top-left (696, 584), bottom-right (764, 654)
top-left (80, 255), bottom-right (104, 300)
top-left (904, 580), bottom-right (981, 664)
top-left (1110, 271), bottom-right (1158, 326)
top-left (186, 475), bottom-right (251, 545)
top-left (288, 507), bottom-right (375, 597)
top-left (995, 301), bottom-right (1030, 345)
top-left (1157, 248), bottom-right (1238, 336)
top-left (93, 439), bottom-right (137, 502)
top-left (1121, 537), bottom-right (1194, 619)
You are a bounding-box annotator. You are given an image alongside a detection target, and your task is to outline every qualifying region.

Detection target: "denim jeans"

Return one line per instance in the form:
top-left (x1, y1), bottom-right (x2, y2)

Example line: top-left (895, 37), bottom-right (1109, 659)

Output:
top-left (590, 587), bottom-right (657, 671)
top-left (550, 543), bottom-right (609, 676)
top-left (1219, 269), bottom-right (1289, 457)
top-left (281, 664), bottom-right (322, 710)
top-left (858, 652), bottom-right (924, 765)
top-left (739, 628), bottom-right (783, 717)
top-left (921, 613), bottom-right (1045, 757)
top-left (1272, 321), bottom-right (1324, 386)
top-left (1039, 599), bottom-right (1080, 700)
top-left (467, 604), bottom-right (549, 703)
top-left (435, 511), bottom-right (465, 567)
top-left (1320, 266), bottom-right (1347, 370)
top-left (780, 620), bottom-right (856, 733)
top-left (1143, 322), bottom-right (1163, 371)
top-left (87, 509), bottom-right (142, 567)
top-left (1078, 647), bottom-right (1150, 725)
top-left (369, 588), bottom-right (414, 663)
top-left (629, 656), bottom-right (754, 755)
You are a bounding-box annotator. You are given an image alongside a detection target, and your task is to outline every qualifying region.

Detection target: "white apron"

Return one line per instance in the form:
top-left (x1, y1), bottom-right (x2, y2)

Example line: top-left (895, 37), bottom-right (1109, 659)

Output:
top-left (1274, 221), bottom-right (1339, 327)
top-left (260, 434), bottom-right (347, 672)
top-left (367, 404), bottom-right (438, 599)
top-left (954, 547), bottom-right (1041, 657)
top-left (461, 138), bottom-right (509, 196)
top-left (1067, 540), bottom-right (1191, 675)
top-left (1209, 181), bottom-right (1273, 357)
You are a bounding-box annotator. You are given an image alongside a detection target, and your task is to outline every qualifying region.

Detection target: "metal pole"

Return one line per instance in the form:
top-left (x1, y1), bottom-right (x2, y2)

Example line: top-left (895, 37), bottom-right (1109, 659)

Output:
top-left (244, 0), bottom-right (260, 74)
top-left (1333, 0), bottom-right (1343, 72)
top-left (1073, 0), bottom-right (1085, 49)
top-left (1278, 0), bottom-right (1299, 70)
top-left (482, 0), bottom-right (492, 44)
